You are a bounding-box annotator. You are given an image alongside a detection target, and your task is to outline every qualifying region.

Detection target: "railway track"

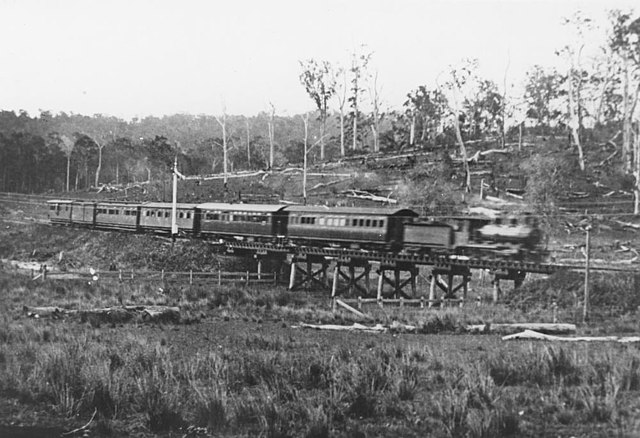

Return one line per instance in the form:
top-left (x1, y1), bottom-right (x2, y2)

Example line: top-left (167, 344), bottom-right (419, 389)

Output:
top-left (1, 191), bottom-right (639, 275)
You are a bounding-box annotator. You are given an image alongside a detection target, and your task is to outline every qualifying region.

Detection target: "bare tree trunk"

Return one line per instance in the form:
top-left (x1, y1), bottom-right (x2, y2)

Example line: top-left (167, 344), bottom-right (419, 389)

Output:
top-left (568, 67), bottom-right (585, 172)
top-left (352, 108), bottom-right (358, 151)
top-left (245, 118), bottom-right (251, 169)
top-left (66, 155), bottom-right (71, 192)
top-left (453, 114), bottom-right (471, 192)
top-left (623, 62), bottom-right (632, 173)
top-left (302, 113), bottom-right (309, 204)
top-left (339, 111), bottom-right (345, 156)
top-left (94, 144), bottom-right (103, 187)
top-left (369, 71), bottom-right (381, 153)
top-left (518, 122), bottom-right (523, 151)
top-left (320, 113), bottom-right (326, 161)
top-left (268, 103), bottom-right (276, 169)
top-left (337, 70), bottom-right (347, 156)
top-left (409, 114), bottom-right (415, 146)
top-left (634, 122), bottom-right (639, 215)
top-left (215, 114), bottom-right (228, 186)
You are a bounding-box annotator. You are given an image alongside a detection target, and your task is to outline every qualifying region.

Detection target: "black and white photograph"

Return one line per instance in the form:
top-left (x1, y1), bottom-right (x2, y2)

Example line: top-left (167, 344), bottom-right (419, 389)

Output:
top-left (1, 0), bottom-right (640, 436)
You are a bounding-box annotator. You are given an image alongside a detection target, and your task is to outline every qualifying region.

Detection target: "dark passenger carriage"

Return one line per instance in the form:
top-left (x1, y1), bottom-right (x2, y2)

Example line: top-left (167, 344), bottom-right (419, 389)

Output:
top-left (94, 202), bottom-right (140, 231)
top-left (47, 200), bottom-right (73, 225)
top-left (197, 203), bottom-right (288, 241)
top-left (139, 202), bottom-right (199, 234)
top-left (284, 206), bottom-right (418, 249)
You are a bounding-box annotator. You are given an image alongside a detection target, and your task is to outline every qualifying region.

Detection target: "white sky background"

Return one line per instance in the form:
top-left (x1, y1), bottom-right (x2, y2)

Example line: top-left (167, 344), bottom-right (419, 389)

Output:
top-left (0, 0), bottom-right (636, 120)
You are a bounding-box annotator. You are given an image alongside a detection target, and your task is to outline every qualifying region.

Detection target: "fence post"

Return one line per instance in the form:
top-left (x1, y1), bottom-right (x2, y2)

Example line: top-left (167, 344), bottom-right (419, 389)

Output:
top-left (357, 296), bottom-right (362, 310)
top-left (189, 270), bottom-right (193, 285)
top-left (246, 271), bottom-right (250, 287)
top-left (218, 269), bottom-right (222, 286)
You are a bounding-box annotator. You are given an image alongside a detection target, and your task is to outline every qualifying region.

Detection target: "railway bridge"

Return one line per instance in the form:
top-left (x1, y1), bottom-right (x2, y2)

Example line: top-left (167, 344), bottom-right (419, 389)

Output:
top-left (221, 241), bottom-right (565, 305)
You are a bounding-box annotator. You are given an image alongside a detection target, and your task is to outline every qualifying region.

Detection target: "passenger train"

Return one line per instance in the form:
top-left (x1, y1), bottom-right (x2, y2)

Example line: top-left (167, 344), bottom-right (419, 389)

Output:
top-left (47, 200), bottom-right (546, 260)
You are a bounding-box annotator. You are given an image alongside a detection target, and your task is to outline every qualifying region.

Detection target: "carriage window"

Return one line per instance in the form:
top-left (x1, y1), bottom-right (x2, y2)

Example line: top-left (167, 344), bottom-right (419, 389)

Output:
top-left (352, 219), bottom-right (357, 226)
top-left (366, 219), bottom-right (371, 227)
top-left (319, 217), bottom-right (325, 226)
top-left (108, 209), bottom-right (115, 215)
top-left (358, 219), bottom-right (364, 227)
top-left (179, 212), bottom-right (184, 219)
top-left (379, 220), bottom-right (385, 227)
top-left (186, 212), bottom-right (191, 219)
top-left (371, 220), bottom-right (377, 227)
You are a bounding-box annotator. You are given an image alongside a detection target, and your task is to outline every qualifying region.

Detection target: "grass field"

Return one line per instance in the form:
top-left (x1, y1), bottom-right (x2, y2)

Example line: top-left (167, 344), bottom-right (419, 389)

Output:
top-left (2, 269), bottom-right (640, 437)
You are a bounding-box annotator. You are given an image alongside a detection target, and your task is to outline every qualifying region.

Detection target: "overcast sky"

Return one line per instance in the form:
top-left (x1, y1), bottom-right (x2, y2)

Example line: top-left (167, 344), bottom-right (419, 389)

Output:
top-left (0, 0), bottom-right (636, 120)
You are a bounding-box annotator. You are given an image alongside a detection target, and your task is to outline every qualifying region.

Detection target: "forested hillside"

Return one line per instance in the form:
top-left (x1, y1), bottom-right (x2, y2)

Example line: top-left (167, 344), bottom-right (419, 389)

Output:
top-left (1, 11), bottom-right (639, 217)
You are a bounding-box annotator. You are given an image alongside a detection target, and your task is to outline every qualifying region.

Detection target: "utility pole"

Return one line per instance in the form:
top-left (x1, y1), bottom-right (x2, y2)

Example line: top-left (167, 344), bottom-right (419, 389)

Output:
top-left (171, 155), bottom-right (178, 238)
top-left (583, 225), bottom-right (591, 323)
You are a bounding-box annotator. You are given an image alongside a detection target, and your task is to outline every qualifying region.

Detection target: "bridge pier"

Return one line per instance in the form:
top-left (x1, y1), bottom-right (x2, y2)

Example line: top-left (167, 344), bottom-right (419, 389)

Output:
top-left (376, 262), bottom-right (419, 300)
top-left (428, 265), bottom-right (471, 307)
top-left (491, 269), bottom-right (527, 303)
top-left (331, 258), bottom-right (372, 298)
top-left (288, 255), bottom-right (331, 291)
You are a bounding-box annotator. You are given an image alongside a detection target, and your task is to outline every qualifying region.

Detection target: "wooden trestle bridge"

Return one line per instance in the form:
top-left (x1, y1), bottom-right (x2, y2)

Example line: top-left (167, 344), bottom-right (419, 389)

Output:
top-left (221, 241), bottom-right (574, 306)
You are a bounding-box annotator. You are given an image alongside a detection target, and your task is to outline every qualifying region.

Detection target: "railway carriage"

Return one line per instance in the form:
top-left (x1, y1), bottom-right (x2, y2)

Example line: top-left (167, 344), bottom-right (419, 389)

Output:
top-left (47, 200), bottom-right (74, 225)
top-left (94, 202), bottom-right (140, 231)
top-left (70, 201), bottom-right (97, 226)
top-left (197, 203), bottom-right (288, 241)
top-left (284, 206), bottom-right (418, 249)
top-left (139, 202), bottom-right (199, 235)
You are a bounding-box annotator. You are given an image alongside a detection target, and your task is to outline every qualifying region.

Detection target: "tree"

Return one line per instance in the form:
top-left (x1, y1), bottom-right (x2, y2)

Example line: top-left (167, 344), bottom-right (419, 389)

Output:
top-left (214, 110), bottom-right (228, 188)
top-left (334, 66), bottom-right (348, 156)
top-left (403, 86), bottom-right (448, 147)
top-left (267, 103), bottom-right (276, 169)
top-left (57, 134), bottom-right (75, 192)
top-left (349, 48), bottom-right (372, 151)
top-left (442, 58), bottom-right (478, 192)
top-left (557, 11), bottom-right (595, 172)
top-left (609, 10), bottom-right (640, 174)
top-left (609, 10), bottom-right (640, 211)
top-left (368, 70), bottom-right (382, 152)
top-left (299, 59), bottom-right (336, 160)
top-left (464, 79), bottom-right (504, 140)
top-left (523, 65), bottom-right (563, 129)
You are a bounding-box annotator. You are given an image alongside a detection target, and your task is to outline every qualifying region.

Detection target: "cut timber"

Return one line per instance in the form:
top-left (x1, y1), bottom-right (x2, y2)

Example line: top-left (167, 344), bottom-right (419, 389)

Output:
top-left (335, 299), bottom-right (372, 320)
top-left (503, 329), bottom-right (640, 343)
top-left (296, 322), bottom-right (387, 333)
top-left (341, 189), bottom-right (397, 204)
top-left (466, 323), bottom-right (576, 335)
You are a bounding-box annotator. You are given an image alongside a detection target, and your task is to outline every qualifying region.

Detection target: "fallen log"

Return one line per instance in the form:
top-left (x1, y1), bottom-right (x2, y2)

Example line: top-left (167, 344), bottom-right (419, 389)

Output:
top-left (295, 322), bottom-right (387, 333)
top-left (466, 323), bottom-right (576, 335)
top-left (23, 306), bottom-right (65, 319)
top-left (503, 329), bottom-right (640, 343)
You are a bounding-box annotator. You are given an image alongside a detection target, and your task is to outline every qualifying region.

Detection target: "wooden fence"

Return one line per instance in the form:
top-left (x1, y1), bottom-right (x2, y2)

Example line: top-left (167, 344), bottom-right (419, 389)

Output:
top-left (32, 267), bottom-right (278, 286)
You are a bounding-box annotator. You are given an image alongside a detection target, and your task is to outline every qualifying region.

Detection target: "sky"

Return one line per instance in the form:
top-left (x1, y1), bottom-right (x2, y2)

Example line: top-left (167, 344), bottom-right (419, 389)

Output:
top-left (0, 0), bottom-right (637, 120)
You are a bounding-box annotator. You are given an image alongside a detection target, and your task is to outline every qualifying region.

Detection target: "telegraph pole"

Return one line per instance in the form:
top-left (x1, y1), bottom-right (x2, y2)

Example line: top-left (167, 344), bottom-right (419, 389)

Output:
top-left (171, 155), bottom-right (178, 239)
top-left (583, 225), bottom-right (591, 323)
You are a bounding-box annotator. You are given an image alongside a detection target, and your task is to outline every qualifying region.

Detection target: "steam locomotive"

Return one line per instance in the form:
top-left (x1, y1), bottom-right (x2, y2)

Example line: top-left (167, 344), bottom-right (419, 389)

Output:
top-left (47, 200), bottom-right (546, 260)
